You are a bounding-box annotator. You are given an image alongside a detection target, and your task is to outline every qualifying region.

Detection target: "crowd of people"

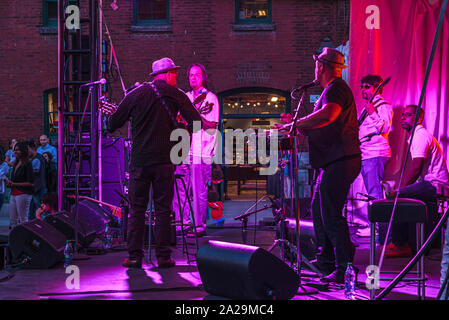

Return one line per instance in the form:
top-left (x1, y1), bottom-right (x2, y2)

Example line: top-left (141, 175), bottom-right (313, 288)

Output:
top-left (0, 135), bottom-right (58, 228)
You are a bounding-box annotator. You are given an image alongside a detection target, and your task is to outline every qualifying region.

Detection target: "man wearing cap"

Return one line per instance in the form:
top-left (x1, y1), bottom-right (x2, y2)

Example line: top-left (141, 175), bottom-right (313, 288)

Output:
top-left (276, 47), bottom-right (361, 283)
top-left (106, 57), bottom-right (205, 268)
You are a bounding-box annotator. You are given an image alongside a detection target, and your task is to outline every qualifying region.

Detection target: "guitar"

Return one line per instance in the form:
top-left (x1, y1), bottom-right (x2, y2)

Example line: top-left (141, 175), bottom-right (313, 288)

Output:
top-left (99, 97), bottom-right (119, 116)
top-left (358, 76), bottom-right (391, 126)
top-left (192, 91), bottom-right (214, 115)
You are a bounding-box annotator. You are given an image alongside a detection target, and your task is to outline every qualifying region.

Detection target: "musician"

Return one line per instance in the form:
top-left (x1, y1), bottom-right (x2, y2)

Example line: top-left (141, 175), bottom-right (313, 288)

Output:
top-left (276, 47), bottom-right (361, 283)
top-left (173, 63), bottom-right (219, 236)
top-left (106, 57), bottom-right (205, 268)
top-left (386, 105), bottom-right (449, 257)
top-left (359, 75), bottom-right (393, 244)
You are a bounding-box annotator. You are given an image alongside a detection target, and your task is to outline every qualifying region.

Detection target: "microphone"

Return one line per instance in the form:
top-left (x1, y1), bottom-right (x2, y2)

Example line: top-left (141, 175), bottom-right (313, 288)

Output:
top-left (297, 80), bottom-right (320, 91)
top-left (81, 78), bottom-right (107, 87)
top-left (357, 192), bottom-right (376, 201)
top-left (290, 80), bottom-right (319, 99)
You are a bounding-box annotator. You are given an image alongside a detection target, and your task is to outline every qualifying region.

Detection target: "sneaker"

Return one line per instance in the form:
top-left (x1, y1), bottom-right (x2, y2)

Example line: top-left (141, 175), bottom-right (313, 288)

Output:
top-left (385, 244), bottom-right (412, 258)
top-left (307, 259), bottom-right (335, 277)
top-left (157, 258), bottom-right (176, 268)
top-left (122, 257), bottom-right (142, 268)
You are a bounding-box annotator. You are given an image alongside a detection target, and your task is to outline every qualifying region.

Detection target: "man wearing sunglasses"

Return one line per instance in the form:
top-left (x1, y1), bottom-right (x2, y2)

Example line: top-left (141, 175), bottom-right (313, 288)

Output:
top-left (358, 75), bottom-right (393, 245)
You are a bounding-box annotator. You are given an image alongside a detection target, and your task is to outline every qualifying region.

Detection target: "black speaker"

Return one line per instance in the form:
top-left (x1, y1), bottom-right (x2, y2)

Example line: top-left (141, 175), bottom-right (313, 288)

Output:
top-left (196, 240), bottom-right (299, 300)
top-left (44, 211), bottom-right (97, 247)
top-left (72, 199), bottom-right (111, 234)
top-left (9, 220), bottom-right (67, 269)
top-left (276, 218), bottom-right (318, 261)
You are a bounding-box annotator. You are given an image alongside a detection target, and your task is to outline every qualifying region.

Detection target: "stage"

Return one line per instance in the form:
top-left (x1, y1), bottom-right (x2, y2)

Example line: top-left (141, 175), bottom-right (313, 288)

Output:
top-left (0, 200), bottom-right (444, 301)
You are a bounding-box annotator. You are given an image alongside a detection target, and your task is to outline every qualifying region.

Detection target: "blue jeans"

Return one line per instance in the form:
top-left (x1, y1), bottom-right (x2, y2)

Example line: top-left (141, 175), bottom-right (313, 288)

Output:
top-left (392, 181), bottom-right (436, 247)
top-left (361, 157), bottom-right (389, 243)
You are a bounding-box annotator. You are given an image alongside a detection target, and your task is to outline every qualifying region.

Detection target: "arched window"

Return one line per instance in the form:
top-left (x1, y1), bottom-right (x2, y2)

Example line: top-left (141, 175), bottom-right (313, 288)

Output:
top-left (43, 88), bottom-right (58, 139)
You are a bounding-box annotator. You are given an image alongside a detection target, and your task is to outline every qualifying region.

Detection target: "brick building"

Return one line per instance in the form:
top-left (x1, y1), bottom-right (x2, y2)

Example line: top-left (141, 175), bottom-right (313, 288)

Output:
top-left (0, 0), bottom-right (349, 150)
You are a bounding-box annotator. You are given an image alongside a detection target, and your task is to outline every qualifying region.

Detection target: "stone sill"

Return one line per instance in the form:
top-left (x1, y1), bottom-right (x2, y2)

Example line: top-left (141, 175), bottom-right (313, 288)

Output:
top-left (131, 25), bottom-right (172, 33)
top-left (40, 26), bottom-right (57, 34)
top-left (232, 23), bottom-right (276, 32)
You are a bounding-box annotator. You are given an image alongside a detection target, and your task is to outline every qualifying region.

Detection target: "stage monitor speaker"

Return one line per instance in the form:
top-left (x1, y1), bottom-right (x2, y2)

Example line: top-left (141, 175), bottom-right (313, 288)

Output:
top-left (44, 210), bottom-right (97, 247)
top-left (72, 199), bottom-right (111, 234)
top-left (9, 220), bottom-right (67, 269)
top-left (277, 218), bottom-right (317, 261)
top-left (196, 240), bottom-right (299, 300)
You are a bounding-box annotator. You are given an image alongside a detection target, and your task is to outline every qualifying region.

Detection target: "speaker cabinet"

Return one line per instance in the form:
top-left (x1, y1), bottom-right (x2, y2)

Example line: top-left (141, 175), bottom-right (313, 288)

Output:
top-left (9, 220), bottom-right (67, 269)
top-left (44, 211), bottom-right (97, 247)
top-left (196, 240), bottom-right (299, 300)
top-left (72, 199), bottom-right (111, 234)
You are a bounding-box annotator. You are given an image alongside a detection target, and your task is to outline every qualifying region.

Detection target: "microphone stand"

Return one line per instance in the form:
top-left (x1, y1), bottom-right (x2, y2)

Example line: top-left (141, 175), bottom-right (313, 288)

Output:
top-left (288, 89), bottom-right (319, 294)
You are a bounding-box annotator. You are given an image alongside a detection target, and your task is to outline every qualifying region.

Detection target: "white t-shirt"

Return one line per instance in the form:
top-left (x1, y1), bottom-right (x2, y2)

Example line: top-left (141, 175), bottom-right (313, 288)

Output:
top-left (409, 125), bottom-right (449, 185)
top-left (186, 89), bottom-right (219, 162)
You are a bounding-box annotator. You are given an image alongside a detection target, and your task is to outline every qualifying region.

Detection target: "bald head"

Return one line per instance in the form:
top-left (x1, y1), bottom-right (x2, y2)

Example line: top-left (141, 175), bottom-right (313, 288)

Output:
top-left (39, 135), bottom-right (49, 147)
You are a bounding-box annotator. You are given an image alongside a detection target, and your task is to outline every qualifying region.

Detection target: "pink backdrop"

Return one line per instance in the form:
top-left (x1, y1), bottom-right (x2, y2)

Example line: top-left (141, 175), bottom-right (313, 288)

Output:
top-left (347, 0), bottom-right (449, 224)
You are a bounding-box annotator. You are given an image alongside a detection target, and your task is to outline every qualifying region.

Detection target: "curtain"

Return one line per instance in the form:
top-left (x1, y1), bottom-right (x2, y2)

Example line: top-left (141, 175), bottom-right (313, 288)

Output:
top-left (347, 0), bottom-right (449, 226)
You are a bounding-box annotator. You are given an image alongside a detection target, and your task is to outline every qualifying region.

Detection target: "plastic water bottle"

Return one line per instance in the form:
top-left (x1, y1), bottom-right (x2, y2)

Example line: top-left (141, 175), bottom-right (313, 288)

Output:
top-left (344, 262), bottom-right (356, 300)
top-left (103, 225), bottom-right (112, 249)
top-left (63, 240), bottom-right (73, 268)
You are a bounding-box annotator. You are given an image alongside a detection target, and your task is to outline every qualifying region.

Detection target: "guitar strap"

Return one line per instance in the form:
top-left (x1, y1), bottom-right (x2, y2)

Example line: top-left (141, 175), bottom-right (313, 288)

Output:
top-left (148, 81), bottom-right (181, 129)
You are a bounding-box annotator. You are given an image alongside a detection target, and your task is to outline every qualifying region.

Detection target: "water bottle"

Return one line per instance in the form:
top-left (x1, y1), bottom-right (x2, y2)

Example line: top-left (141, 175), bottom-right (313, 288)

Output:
top-left (64, 240), bottom-right (73, 268)
top-left (344, 262), bottom-right (356, 300)
top-left (103, 225), bottom-right (112, 249)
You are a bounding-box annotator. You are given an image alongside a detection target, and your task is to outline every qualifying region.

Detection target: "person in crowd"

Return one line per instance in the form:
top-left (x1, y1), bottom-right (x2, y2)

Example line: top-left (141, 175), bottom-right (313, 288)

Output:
top-left (5, 138), bottom-right (18, 167)
top-left (0, 153), bottom-right (10, 213)
top-left (37, 135), bottom-right (57, 165)
top-left (27, 139), bottom-right (47, 220)
top-left (36, 192), bottom-right (58, 221)
top-left (42, 151), bottom-right (57, 192)
top-left (5, 141), bottom-right (34, 229)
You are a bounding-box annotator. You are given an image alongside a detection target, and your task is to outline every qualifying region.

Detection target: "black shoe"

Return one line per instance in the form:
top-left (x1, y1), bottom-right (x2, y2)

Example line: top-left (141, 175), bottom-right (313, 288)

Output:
top-left (321, 270), bottom-right (345, 283)
top-left (122, 257), bottom-right (142, 268)
top-left (308, 259), bottom-right (335, 277)
top-left (158, 258), bottom-right (176, 268)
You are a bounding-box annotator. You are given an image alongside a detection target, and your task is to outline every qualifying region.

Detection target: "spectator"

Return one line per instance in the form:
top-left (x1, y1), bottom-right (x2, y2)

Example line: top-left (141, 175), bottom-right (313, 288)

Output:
top-left (0, 153), bottom-right (9, 213)
top-left (37, 135), bottom-right (57, 165)
top-left (27, 139), bottom-right (48, 220)
top-left (36, 192), bottom-right (58, 221)
top-left (5, 141), bottom-right (34, 229)
top-left (5, 138), bottom-right (18, 167)
top-left (42, 151), bottom-right (57, 192)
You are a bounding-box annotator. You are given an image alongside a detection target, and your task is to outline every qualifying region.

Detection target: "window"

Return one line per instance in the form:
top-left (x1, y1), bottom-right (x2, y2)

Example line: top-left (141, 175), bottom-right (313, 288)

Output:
top-left (43, 0), bottom-right (58, 27)
top-left (44, 89), bottom-right (59, 138)
top-left (236, 0), bottom-right (271, 24)
top-left (134, 0), bottom-right (169, 25)
top-left (223, 92), bottom-right (286, 116)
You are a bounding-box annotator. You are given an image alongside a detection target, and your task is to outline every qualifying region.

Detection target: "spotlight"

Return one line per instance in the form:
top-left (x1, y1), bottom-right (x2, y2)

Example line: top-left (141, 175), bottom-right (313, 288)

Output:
top-left (110, 0), bottom-right (118, 11)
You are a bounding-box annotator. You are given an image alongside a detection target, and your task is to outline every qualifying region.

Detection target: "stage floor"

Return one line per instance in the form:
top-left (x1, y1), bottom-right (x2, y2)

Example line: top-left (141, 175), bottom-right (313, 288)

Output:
top-left (0, 200), bottom-right (445, 301)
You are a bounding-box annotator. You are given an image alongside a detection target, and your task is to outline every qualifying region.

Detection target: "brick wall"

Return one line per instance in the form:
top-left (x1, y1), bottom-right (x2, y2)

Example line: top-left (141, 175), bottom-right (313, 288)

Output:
top-left (0, 0), bottom-right (349, 149)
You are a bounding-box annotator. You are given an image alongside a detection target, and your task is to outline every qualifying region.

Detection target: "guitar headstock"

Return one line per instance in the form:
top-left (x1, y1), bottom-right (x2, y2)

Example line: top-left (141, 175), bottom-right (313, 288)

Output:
top-left (99, 97), bottom-right (119, 115)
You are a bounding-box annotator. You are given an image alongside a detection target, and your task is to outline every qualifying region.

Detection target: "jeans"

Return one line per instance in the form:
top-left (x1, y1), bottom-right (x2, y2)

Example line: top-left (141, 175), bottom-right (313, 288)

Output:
top-left (441, 219), bottom-right (449, 300)
top-left (127, 164), bottom-right (175, 260)
top-left (312, 155), bottom-right (361, 273)
top-left (0, 193), bottom-right (4, 213)
top-left (9, 194), bottom-right (32, 228)
top-left (361, 156), bottom-right (389, 243)
top-left (391, 181), bottom-right (437, 247)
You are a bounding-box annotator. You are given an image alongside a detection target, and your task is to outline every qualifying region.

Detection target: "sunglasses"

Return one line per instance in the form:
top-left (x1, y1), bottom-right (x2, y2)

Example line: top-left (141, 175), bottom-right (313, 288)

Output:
top-left (360, 84), bottom-right (372, 89)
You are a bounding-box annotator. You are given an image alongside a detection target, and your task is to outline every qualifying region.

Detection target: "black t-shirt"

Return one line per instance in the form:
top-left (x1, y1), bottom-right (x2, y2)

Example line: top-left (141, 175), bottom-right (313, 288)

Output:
top-left (11, 161), bottom-right (34, 194)
top-left (307, 78), bottom-right (361, 168)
